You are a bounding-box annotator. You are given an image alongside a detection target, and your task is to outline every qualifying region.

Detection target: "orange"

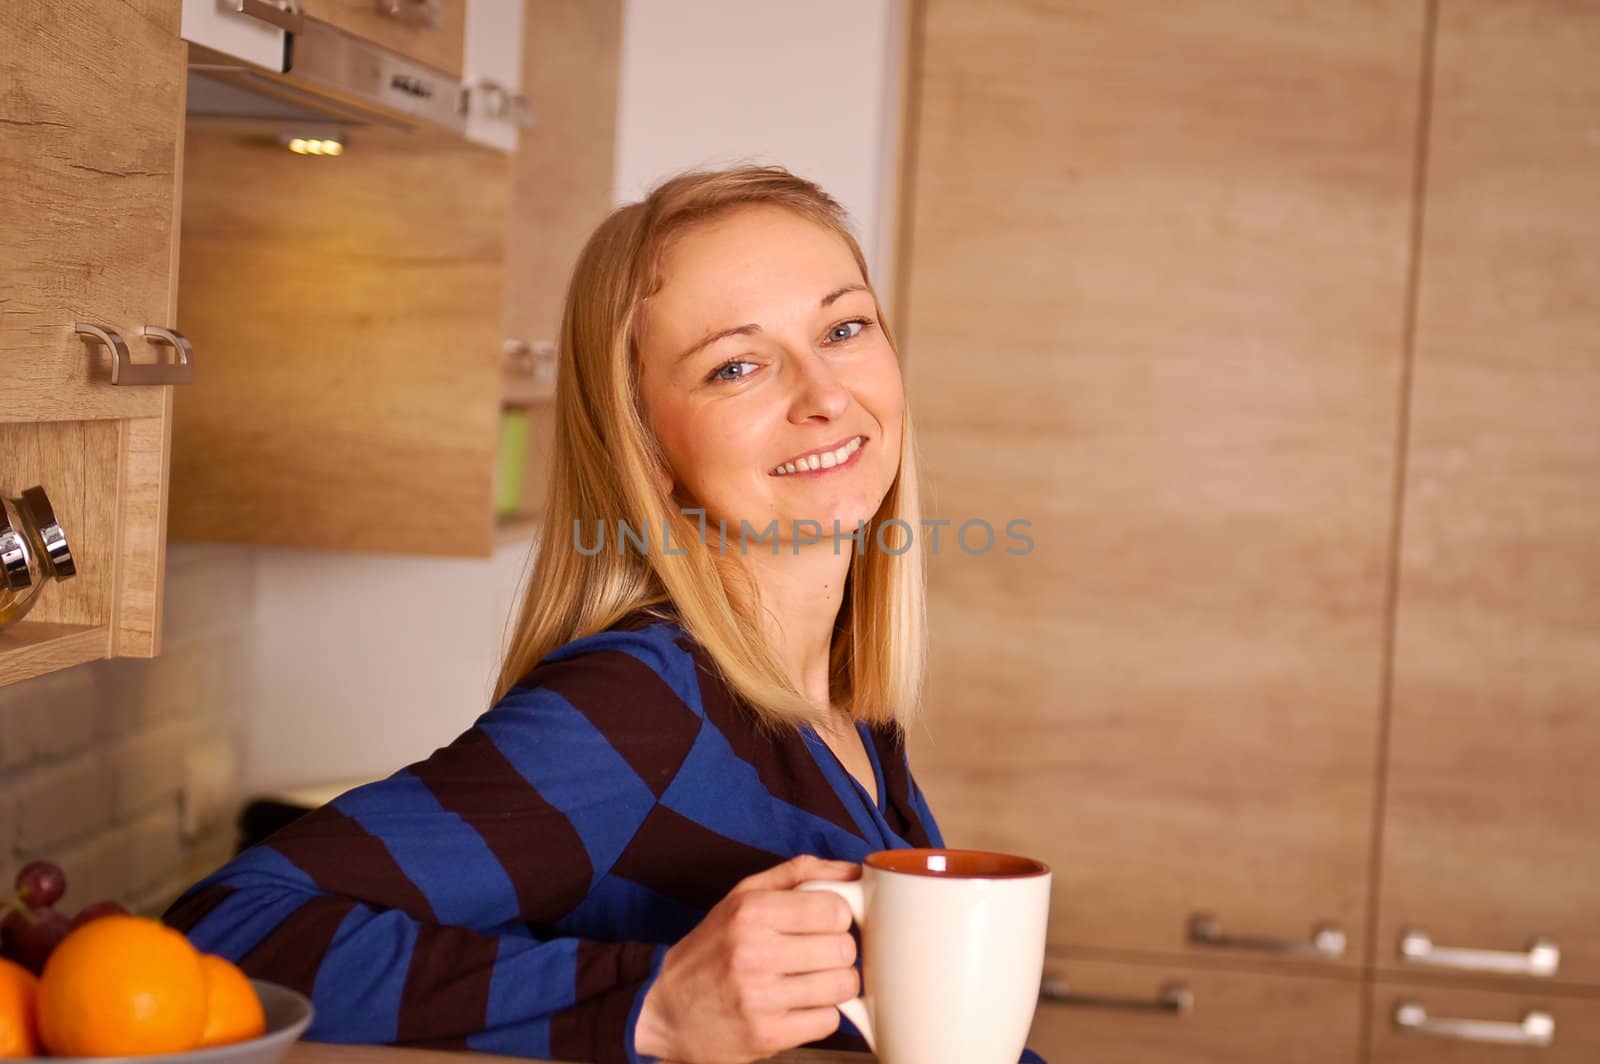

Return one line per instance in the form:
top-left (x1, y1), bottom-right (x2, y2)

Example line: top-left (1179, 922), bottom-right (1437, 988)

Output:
top-left (37, 914), bottom-right (207, 1057)
top-left (0, 958), bottom-right (41, 1058)
top-left (197, 954), bottom-right (266, 1048)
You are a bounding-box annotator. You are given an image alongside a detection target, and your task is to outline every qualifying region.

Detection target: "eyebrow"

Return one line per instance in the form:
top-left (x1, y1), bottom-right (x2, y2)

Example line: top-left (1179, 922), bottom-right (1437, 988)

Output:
top-left (673, 284), bottom-right (870, 366)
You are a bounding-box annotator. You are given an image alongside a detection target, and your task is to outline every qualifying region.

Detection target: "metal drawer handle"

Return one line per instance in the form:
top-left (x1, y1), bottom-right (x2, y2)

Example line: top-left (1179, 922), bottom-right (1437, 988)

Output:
top-left (1401, 930), bottom-right (1559, 977)
top-left (376, 0), bottom-right (441, 29)
top-left (225, 0), bottom-right (304, 34)
top-left (1039, 974), bottom-right (1192, 1015)
top-left (75, 324), bottom-right (195, 386)
top-left (504, 339), bottom-right (557, 387)
top-left (1396, 1001), bottom-right (1554, 1047)
top-left (468, 80), bottom-right (535, 128)
top-left (1189, 913), bottom-right (1346, 958)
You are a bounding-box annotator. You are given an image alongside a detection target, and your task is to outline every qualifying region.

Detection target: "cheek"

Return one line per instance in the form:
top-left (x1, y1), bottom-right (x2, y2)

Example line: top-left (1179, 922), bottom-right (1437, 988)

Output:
top-left (664, 406), bottom-right (765, 498)
top-left (858, 352), bottom-right (906, 444)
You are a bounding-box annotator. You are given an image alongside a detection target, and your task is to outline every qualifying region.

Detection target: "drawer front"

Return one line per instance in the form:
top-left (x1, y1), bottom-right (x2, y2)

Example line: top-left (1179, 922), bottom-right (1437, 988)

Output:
top-left (302, 0), bottom-right (466, 78)
top-left (1028, 954), bottom-right (1361, 1064)
top-left (1368, 979), bottom-right (1600, 1062)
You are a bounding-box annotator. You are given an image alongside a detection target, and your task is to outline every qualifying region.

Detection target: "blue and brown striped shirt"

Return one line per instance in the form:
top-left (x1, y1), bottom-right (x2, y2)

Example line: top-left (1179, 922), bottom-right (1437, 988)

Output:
top-left (164, 613), bottom-right (943, 1062)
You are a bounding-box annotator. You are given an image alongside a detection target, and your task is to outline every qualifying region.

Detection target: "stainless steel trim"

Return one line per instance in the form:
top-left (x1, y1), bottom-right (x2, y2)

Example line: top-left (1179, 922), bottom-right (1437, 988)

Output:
top-left (1395, 1002), bottom-right (1554, 1047)
top-left (0, 505), bottom-right (30, 593)
top-left (1189, 913), bottom-right (1346, 958)
top-left (73, 323), bottom-right (132, 385)
top-left (0, 486), bottom-right (75, 631)
top-left (131, 326), bottom-right (197, 386)
top-left (1039, 974), bottom-right (1192, 1015)
top-left (291, 17), bottom-right (466, 132)
top-left (1400, 930), bottom-right (1559, 977)
top-left (21, 486), bottom-right (74, 579)
top-left (228, 0), bottom-right (304, 34)
top-left (377, 0), bottom-right (441, 29)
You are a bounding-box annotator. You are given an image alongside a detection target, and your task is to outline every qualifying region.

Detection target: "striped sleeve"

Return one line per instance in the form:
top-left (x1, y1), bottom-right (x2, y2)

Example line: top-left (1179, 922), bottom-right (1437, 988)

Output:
top-left (164, 632), bottom-right (701, 1064)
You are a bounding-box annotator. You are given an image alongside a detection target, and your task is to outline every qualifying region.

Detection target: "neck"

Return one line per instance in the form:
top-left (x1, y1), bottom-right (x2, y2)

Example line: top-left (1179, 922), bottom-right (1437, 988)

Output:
top-left (739, 540), bottom-right (852, 714)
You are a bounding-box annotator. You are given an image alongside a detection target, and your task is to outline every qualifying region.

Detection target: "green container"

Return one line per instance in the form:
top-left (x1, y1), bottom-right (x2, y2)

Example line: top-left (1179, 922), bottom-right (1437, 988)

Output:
top-left (496, 408), bottom-right (531, 518)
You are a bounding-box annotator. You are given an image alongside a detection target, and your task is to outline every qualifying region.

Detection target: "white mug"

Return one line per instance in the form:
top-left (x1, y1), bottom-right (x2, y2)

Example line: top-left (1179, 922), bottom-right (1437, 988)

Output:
top-left (799, 848), bottom-right (1051, 1064)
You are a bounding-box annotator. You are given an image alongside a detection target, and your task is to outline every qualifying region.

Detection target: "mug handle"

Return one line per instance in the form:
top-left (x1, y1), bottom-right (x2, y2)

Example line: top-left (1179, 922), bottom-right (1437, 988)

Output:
top-left (796, 879), bottom-right (874, 1051)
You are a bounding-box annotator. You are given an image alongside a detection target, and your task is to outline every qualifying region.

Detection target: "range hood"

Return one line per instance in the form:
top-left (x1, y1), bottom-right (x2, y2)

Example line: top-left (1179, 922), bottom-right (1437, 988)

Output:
top-left (182, 0), bottom-right (528, 150)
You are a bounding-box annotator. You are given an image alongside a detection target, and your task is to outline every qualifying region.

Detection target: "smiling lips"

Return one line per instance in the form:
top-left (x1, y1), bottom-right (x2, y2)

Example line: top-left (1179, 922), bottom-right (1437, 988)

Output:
top-left (770, 435), bottom-right (866, 476)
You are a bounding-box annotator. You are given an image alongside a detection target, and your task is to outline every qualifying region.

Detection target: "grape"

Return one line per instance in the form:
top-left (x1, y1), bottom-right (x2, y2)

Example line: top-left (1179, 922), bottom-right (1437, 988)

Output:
top-left (69, 900), bottom-right (130, 930)
top-left (14, 860), bottom-right (66, 908)
top-left (0, 904), bottom-right (72, 974)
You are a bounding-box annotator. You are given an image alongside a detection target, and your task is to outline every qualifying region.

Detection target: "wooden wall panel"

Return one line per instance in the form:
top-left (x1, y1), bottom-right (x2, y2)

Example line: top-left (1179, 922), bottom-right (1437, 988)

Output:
top-left (900, 0), bottom-right (1425, 970)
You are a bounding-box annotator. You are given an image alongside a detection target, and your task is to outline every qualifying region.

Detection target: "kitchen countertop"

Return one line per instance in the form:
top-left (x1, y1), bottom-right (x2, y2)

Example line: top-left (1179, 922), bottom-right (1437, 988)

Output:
top-left (287, 1042), bottom-right (868, 1064)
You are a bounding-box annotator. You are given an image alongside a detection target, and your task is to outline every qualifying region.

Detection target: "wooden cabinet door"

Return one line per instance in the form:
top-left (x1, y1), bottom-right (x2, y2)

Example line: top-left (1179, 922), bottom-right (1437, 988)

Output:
top-left (1375, 0), bottom-right (1600, 991)
top-left (0, 0), bottom-right (185, 684)
top-left (300, 0), bottom-right (467, 78)
top-left (1031, 954), bottom-right (1361, 1064)
top-left (170, 125), bottom-right (511, 556)
top-left (900, 0), bottom-right (1424, 969)
top-left (0, 0), bottom-right (186, 423)
top-left (1368, 979), bottom-right (1600, 1062)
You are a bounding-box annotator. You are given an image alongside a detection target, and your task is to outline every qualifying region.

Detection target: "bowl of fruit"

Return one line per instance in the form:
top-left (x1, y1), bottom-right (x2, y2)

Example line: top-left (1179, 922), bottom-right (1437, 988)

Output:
top-left (0, 862), bottom-right (314, 1062)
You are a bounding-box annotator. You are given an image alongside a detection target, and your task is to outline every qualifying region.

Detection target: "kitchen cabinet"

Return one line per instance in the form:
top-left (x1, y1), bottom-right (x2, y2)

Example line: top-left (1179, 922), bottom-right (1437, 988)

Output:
top-left (0, 0), bottom-right (189, 686)
top-left (492, 0), bottom-right (624, 527)
top-left (902, 0), bottom-right (1423, 978)
top-left (1366, 979), bottom-right (1600, 1061)
top-left (168, 0), bottom-right (621, 555)
top-left (300, 0), bottom-right (468, 79)
top-left (1374, 0), bottom-right (1600, 994)
top-left (899, 1), bottom-right (1600, 1059)
top-left (1030, 953), bottom-right (1362, 1064)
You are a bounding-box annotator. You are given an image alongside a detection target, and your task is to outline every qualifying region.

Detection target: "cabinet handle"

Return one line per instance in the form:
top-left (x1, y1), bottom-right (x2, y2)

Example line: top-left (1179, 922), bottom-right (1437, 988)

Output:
top-left (1039, 974), bottom-right (1192, 1015)
top-left (225, 0), bottom-right (304, 34)
top-left (376, 0), bottom-right (441, 29)
top-left (1400, 930), bottom-right (1559, 977)
top-left (1188, 913), bottom-right (1346, 958)
top-left (503, 339), bottom-right (557, 388)
top-left (75, 324), bottom-right (195, 386)
top-left (1395, 1001), bottom-right (1554, 1047)
top-left (468, 80), bottom-right (535, 128)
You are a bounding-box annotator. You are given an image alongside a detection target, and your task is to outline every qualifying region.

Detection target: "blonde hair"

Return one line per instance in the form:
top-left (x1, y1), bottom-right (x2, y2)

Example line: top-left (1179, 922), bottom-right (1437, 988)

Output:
top-left (492, 166), bottom-right (926, 731)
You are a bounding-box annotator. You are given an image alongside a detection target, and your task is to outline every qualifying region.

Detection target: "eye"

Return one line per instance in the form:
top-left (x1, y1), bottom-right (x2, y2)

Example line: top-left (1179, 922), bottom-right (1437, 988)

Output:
top-left (825, 317), bottom-right (874, 344)
top-left (708, 359), bottom-right (758, 383)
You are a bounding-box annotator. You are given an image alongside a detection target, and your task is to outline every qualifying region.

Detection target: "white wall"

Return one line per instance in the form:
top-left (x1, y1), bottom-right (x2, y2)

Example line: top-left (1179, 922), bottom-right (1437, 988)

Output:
top-left (235, 0), bottom-right (907, 795)
top-left (614, 0), bottom-right (904, 285)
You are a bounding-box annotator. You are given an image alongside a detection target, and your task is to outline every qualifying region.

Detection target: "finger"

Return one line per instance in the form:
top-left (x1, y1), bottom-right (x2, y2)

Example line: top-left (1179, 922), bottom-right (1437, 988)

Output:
top-left (766, 1005), bottom-right (844, 1051)
top-left (768, 930), bottom-right (856, 974)
top-left (737, 889), bottom-right (854, 934)
top-left (776, 967), bottom-right (861, 1010)
top-left (732, 854), bottom-right (860, 895)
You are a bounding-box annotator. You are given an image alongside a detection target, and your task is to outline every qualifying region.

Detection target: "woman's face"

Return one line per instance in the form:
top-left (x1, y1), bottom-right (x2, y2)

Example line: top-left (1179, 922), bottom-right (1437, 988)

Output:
top-left (637, 205), bottom-right (904, 545)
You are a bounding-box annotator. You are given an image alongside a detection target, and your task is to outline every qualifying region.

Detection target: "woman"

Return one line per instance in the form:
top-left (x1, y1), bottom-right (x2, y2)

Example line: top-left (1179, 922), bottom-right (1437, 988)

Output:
top-left (166, 167), bottom-right (949, 1064)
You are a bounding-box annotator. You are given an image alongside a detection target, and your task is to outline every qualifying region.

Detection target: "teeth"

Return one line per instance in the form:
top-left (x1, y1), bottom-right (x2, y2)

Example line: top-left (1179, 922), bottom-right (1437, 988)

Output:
top-left (772, 436), bottom-right (864, 476)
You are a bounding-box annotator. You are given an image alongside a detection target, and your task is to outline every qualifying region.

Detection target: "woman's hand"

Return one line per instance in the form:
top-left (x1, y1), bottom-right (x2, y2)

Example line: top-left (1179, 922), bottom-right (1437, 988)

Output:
top-left (634, 855), bottom-right (862, 1063)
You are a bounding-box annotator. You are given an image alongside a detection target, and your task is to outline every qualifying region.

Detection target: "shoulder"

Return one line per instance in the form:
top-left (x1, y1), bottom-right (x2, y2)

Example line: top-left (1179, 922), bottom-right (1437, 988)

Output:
top-left (501, 610), bottom-right (710, 724)
top-left (485, 611), bottom-right (712, 794)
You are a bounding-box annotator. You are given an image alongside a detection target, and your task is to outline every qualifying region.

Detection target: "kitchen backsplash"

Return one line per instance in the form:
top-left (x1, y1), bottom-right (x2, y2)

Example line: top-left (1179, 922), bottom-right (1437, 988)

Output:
top-left (0, 543), bottom-right (255, 916)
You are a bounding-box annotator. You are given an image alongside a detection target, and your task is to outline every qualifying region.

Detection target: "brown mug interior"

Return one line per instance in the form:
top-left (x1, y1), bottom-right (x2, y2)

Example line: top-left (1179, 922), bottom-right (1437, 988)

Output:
top-left (865, 848), bottom-right (1049, 879)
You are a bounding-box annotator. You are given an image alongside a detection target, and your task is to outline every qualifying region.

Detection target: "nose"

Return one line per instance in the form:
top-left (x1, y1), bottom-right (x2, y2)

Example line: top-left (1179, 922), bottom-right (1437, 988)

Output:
top-left (785, 345), bottom-right (850, 424)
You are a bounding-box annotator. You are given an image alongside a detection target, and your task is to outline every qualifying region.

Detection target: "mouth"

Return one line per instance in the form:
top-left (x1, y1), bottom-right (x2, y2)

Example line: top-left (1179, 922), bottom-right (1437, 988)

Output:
top-left (770, 435), bottom-right (867, 477)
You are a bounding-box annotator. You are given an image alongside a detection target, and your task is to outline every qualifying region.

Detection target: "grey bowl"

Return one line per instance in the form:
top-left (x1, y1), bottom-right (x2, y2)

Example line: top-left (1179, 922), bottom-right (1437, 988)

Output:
top-left (19, 980), bottom-right (314, 1064)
